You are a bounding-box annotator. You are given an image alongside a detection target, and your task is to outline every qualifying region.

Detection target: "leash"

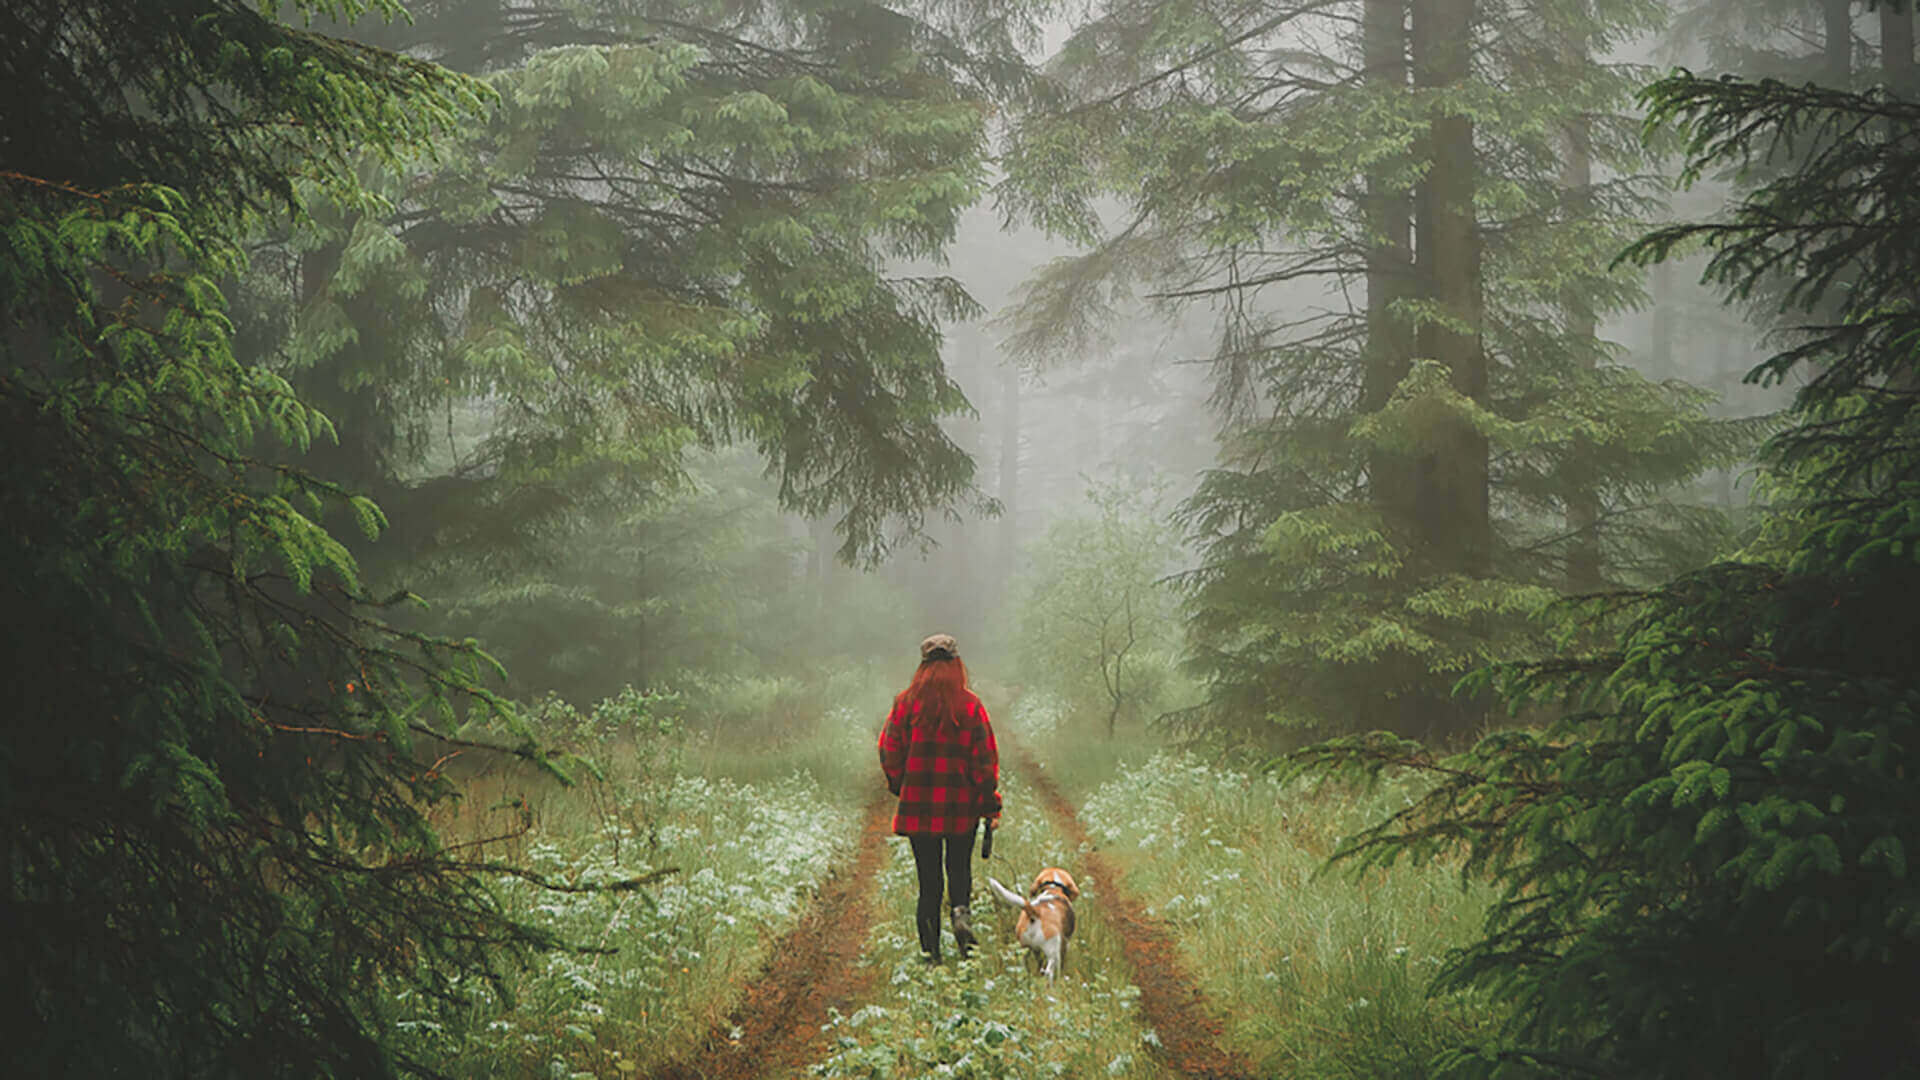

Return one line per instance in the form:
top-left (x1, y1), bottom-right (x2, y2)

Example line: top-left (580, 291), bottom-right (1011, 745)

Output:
top-left (980, 815), bottom-right (994, 860)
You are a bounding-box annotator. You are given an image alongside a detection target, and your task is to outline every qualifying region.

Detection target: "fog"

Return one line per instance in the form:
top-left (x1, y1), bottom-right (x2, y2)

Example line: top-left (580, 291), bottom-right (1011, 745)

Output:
top-left (348, 0), bottom-right (1821, 716)
top-left (15, 0), bottom-right (1920, 1074)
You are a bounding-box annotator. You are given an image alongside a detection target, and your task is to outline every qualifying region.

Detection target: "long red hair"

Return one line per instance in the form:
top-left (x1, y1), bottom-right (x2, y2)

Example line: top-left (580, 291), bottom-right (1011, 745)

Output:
top-left (898, 656), bottom-right (973, 730)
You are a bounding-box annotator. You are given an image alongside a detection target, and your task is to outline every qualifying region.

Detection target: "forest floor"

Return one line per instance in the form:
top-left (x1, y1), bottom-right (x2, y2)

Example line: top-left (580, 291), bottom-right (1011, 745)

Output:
top-left (642, 738), bottom-right (1256, 1080)
top-left (649, 792), bottom-right (895, 1080)
top-left (410, 692), bottom-right (1503, 1079)
top-left (1009, 740), bottom-right (1258, 1080)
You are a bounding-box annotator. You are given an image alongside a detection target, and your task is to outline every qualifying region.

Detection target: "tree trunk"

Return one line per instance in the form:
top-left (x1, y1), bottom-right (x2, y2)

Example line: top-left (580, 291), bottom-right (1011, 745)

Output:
top-left (809, 515), bottom-right (838, 606)
top-left (1412, 0), bottom-right (1487, 577)
top-left (1714, 337), bottom-right (1739, 512)
top-left (1367, 0), bottom-right (1430, 741)
top-left (1885, 4), bottom-right (1920, 395)
top-left (1363, 0), bottom-right (1415, 530)
top-left (998, 362), bottom-right (1022, 609)
top-left (1885, 3), bottom-right (1916, 98)
top-left (1408, 0), bottom-right (1485, 743)
top-left (1562, 32), bottom-right (1602, 593)
top-left (1106, 596), bottom-right (1136, 741)
top-left (1827, 0), bottom-right (1855, 86)
top-left (1650, 261), bottom-right (1675, 373)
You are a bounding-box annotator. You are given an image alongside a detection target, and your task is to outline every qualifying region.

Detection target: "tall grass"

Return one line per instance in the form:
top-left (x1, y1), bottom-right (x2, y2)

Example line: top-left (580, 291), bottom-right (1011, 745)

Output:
top-left (393, 693), bottom-right (883, 1077)
top-left (1026, 711), bottom-right (1508, 1078)
top-left (389, 671), bottom-right (1510, 1077)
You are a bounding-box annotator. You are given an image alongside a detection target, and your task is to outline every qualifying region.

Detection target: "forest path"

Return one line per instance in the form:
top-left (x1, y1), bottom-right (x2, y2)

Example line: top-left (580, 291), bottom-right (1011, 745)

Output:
top-left (1009, 740), bottom-right (1259, 1080)
top-left (645, 739), bottom-right (1254, 1080)
top-left (648, 788), bottom-right (893, 1080)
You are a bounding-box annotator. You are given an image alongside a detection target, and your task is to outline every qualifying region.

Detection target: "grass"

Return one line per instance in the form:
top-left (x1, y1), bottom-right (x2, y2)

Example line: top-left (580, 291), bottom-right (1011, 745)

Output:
top-left (811, 760), bottom-right (1177, 1079)
top-left (1014, 698), bottom-right (1509, 1079)
top-left (385, 675), bottom-right (1511, 1078)
top-left (396, 696), bottom-right (881, 1078)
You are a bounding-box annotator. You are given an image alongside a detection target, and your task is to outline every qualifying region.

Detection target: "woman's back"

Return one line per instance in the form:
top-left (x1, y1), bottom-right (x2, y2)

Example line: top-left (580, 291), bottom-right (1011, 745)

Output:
top-left (876, 633), bottom-right (1002, 963)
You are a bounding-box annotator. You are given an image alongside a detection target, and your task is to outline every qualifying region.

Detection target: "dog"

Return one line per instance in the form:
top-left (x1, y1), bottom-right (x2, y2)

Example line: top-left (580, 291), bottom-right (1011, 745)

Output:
top-left (986, 867), bottom-right (1079, 980)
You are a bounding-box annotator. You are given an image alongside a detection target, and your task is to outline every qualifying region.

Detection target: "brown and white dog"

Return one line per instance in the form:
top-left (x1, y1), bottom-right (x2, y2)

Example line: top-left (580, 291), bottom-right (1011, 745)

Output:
top-left (987, 868), bottom-right (1079, 980)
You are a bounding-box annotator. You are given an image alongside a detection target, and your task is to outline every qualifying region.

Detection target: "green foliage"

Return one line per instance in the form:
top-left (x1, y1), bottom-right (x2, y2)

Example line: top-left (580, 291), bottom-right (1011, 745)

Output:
top-left (1177, 354), bottom-right (1762, 743)
top-left (412, 448), bottom-right (919, 704)
top-left (230, 0), bottom-right (1054, 714)
top-left (1178, 461), bottom-right (1556, 744)
top-left (2, 0), bottom-right (487, 228)
top-left (1285, 74), bottom-right (1920, 1077)
top-left (259, 0), bottom-right (1050, 582)
top-left (510, 686), bottom-right (683, 757)
top-left (1010, 479), bottom-right (1185, 736)
top-left (395, 740), bottom-right (862, 1078)
top-left (0, 3), bottom-right (653, 1076)
top-left (1003, 0), bottom-right (1758, 746)
top-left (1292, 539), bottom-right (1920, 1076)
top-left (1065, 747), bottom-right (1505, 1080)
top-left (813, 983), bottom-right (1037, 1080)
top-left (677, 672), bottom-right (818, 739)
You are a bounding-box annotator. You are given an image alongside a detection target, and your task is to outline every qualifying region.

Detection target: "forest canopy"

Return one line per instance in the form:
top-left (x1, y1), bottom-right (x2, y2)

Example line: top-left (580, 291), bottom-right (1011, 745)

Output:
top-left (0, 0), bottom-right (1035, 1073)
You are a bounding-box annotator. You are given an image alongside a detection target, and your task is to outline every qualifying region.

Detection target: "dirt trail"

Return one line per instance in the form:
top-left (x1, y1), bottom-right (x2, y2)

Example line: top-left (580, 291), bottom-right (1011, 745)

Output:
top-left (1012, 743), bottom-right (1258, 1080)
top-left (649, 790), bottom-right (893, 1080)
top-left (646, 747), bottom-right (1254, 1080)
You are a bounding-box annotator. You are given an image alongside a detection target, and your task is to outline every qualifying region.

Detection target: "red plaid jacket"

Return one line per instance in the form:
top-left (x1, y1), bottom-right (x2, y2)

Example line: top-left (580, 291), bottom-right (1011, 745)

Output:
top-left (877, 693), bottom-right (1001, 836)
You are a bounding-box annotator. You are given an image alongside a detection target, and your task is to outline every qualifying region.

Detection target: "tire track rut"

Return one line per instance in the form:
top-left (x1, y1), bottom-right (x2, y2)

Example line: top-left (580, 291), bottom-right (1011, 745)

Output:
top-left (648, 790), bottom-right (892, 1080)
top-left (648, 747), bottom-right (1254, 1080)
top-left (1012, 743), bottom-right (1258, 1080)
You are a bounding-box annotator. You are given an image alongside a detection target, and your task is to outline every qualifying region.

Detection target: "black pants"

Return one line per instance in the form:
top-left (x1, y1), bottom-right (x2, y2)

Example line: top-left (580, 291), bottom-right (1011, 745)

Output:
top-left (908, 832), bottom-right (974, 959)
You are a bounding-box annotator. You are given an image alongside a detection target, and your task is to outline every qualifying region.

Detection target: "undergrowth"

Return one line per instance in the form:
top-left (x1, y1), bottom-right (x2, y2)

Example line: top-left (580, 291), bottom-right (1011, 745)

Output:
top-left (391, 689), bottom-right (878, 1078)
top-left (1015, 697), bottom-right (1510, 1079)
top-left (381, 673), bottom-right (1510, 1078)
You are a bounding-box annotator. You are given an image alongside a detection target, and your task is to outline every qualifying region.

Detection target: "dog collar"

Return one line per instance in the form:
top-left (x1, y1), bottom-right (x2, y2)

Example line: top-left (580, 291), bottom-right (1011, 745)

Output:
top-left (1035, 880), bottom-right (1072, 898)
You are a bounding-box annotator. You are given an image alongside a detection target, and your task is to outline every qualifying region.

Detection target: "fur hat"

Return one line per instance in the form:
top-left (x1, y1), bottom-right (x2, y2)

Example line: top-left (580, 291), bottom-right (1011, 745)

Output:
top-left (920, 633), bottom-right (960, 661)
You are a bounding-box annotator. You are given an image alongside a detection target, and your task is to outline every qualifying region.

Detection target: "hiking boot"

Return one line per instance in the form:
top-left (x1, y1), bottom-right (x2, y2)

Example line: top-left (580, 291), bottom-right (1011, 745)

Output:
top-left (951, 905), bottom-right (975, 957)
top-left (916, 909), bottom-right (941, 962)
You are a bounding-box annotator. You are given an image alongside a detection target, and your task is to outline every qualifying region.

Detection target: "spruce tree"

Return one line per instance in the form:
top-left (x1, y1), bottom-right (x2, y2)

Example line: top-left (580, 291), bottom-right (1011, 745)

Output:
top-left (221, 0), bottom-right (1054, 700)
top-left (0, 2), bottom-right (636, 1074)
top-left (1291, 70), bottom-right (1920, 1076)
top-left (262, 0), bottom-right (1047, 581)
top-left (1003, 0), bottom-right (1757, 745)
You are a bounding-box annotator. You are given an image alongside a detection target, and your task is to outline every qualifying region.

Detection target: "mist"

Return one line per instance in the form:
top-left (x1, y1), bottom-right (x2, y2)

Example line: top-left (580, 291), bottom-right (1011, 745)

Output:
top-left (10, 1), bottom-right (1920, 1077)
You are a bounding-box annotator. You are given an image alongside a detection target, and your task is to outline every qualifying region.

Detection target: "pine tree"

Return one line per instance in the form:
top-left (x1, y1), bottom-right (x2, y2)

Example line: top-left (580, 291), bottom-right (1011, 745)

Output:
top-left (0, 2), bottom-right (648, 1074)
top-left (1290, 69), bottom-right (1920, 1076)
top-left (1003, 0), bottom-right (1758, 745)
top-left (259, 0), bottom-right (1048, 581)
top-left (1673, 0), bottom-right (1867, 87)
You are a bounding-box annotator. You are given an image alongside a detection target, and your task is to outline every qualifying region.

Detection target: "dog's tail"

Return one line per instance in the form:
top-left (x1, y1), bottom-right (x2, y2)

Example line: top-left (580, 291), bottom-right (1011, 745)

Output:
top-left (986, 876), bottom-right (1040, 921)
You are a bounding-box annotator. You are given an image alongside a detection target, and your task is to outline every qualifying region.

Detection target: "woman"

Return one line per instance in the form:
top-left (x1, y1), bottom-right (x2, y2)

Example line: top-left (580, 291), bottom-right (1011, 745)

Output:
top-left (877, 633), bottom-right (1002, 963)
